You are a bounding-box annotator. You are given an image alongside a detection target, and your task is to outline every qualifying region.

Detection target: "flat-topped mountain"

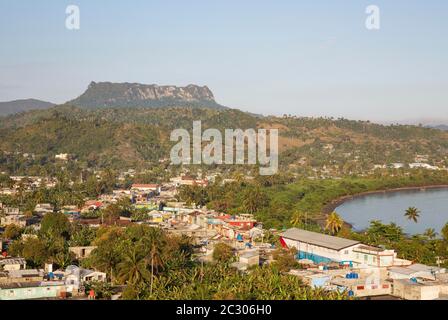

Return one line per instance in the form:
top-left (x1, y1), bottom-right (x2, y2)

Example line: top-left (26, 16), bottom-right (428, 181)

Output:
top-left (67, 81), bottom-right (225, 109)
top-left (0, 99), bottom-right (54, 116)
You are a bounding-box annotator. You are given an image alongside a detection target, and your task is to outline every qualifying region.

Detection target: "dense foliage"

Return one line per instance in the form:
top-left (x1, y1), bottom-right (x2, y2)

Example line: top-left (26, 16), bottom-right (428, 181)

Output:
top-left (1, 105), bottom-right (448, 174)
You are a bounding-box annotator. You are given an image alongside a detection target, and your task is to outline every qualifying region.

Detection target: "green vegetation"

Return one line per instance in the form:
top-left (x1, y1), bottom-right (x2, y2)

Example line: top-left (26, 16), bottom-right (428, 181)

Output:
top-left (80, 225), bottom-right (344, 300)
top-left (177, 172), bottom-right (448, 267)
top-left (2, 106), bottom-right (448, 299)
top-left (7, 213), bottom-right (94, 268)
top-left (178, 171), bottom-right (448, 229)
top-left (212, 243), bottom-right (234, 263)
top-left (3, 219), bottom-right (347, 300)
top-left (349, 220), bottom-right (448, 266)
top-left (404, 207), bottom-right (421, 223)
top-left (271, 248), bottom-right (299, 272)
top-left (325, 212), bottom-right (344, 235)
top-left (2, 105), bottom-right (448, 175)
top-left (143, 264), bottom-right (347, 300)
top-left (3, 224), bottom-right (23, 240)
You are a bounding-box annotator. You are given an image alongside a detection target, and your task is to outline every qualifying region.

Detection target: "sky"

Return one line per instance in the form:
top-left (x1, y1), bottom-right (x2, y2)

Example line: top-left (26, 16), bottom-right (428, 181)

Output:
top-left (0, 0), bottom-right (447, 123)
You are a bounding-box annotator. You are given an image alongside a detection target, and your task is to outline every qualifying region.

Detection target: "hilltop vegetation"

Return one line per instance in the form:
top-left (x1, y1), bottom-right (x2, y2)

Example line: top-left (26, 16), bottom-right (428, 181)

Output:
top-left (1, 105), bottom-right (448, 175)
top-left (0, 99), bottom-right (54, 116)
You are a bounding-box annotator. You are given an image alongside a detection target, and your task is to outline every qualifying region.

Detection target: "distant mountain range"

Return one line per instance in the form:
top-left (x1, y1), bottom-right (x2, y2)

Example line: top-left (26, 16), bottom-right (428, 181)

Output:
top-left (67, 81), bottom-right (225, 110)
top-left (430, 125), bottom-right (448, 131)
top-left (0, 99), bottom-right (54, 116)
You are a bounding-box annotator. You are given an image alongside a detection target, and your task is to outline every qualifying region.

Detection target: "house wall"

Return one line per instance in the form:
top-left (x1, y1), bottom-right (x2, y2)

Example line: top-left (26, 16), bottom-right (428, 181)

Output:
top-left (352, 283), bottom-right (392, 297)
top-left (0, 284), bottom-right (76, 300)
top-left (1, 264), bottom-right (25, 271)
top-left (240, 255), bottom-right (259, 266)
top-left (282, 237), bottom-right (356, 263)
top-left (352, 251), bottom-right (394, 267)
top-left (379, 255), bottom-right (394, 267)
top-left (392, 280), bottom-right (440, 300)
top-left (82, 272), bottom-right (106, 282)
top-left (1, 216), bottom-right (26, 227)
top-left (69, 246), bottom-right (97, 259)
top-left (0, 275), bottom-right (42, 285)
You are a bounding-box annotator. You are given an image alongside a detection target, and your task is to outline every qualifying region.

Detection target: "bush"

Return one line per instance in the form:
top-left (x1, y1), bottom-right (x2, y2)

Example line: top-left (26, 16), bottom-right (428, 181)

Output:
top-left (212, 243), bottom-right (234, 263)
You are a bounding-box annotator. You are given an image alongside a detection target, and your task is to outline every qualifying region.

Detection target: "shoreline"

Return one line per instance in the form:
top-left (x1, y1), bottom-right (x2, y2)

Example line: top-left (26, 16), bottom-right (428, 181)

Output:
top-left (320, 184), bottom-right (448, 220)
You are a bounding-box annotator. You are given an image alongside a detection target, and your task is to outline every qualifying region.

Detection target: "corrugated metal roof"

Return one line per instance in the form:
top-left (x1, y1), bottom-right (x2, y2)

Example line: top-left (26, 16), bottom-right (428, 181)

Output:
top-left (280, 228), bottom-right (360, 251)
top-left (0, 258), bottom-right (26, 265)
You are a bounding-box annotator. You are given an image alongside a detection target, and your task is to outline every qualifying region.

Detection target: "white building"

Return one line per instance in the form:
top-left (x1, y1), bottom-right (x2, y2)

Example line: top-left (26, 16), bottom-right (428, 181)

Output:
top-left (280, 228), bottom-right (361, 265)
top-left (131, 184), bottom-right (161, 193)
top-left (59, 265), bottom-right (106, 289)
top-left (55, 153), bottom-right (70, 161)
top-left (388, 264), bottom-right (446, 280)
top-left (280, 228), bottom-right (401, 267)
top-left (0, 258), bottom-right (26, 271)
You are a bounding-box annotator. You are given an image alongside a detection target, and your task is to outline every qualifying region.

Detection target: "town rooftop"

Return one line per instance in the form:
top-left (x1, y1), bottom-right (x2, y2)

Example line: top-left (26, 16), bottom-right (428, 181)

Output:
top-left (281, 228), bottom-right (360, 251)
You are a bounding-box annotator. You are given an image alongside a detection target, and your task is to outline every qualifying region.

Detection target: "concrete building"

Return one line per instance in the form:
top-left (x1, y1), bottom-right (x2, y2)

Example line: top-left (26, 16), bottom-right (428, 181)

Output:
top-left (392, 279), bottom-right (448, 300)
top-left (280, 228), bottom-right (403, 268)
top-left (69, 246), bottom-right (97, 259)
top-left (34, 203), bottom-right (53, 216)
top-left (388, 264), bottom-right (446, 280)
top-left (60, 265), bottom-right (107, 288)
top-left (55, 153), bottom-right (70, 161)
top-left (0, 282), bottom-right (77, 300)
top-left (280, 228), bottom-right (361, 265)
top-left (0, 269), bottom-right (44, 285)
top-left (239, 250), bottom-right (260, 267)
top-left (0, 258), bottom-right (26, 271)
top-left (131, 184), bottom-right (161, 194)
top-left (351, 245), bottom-right (396, 267)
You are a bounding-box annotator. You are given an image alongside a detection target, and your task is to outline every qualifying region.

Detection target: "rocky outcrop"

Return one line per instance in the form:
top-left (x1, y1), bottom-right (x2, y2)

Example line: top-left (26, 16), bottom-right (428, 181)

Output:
top-left (67, 82), bottom-right (224, 109)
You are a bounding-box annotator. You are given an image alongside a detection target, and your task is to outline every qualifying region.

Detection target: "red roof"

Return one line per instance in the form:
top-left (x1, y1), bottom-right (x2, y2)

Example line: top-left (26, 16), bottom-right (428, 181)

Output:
top-left (84, 200), bottom-right (103, 207)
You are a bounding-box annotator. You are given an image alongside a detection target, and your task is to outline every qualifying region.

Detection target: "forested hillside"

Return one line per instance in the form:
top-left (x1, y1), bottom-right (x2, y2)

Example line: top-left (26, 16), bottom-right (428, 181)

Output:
top-left (1, 105), bottom-right (448, 174)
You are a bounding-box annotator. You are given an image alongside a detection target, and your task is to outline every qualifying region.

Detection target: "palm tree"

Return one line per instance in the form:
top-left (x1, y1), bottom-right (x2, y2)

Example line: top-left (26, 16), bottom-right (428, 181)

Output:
top-left (404, 207), bottom-right (420, 223)
top-left (148, 242), bottom-right (164, 296)
top-left (423, 228), bottom-right (437, 240)
top-left (243, 187), bottom-right (265, 214)
top-left (325, 212), bottom-right (344, 235)
top-left (290, 210), bottom-right (305, 227)
top-left (117, 246), bottom-right (150, 285)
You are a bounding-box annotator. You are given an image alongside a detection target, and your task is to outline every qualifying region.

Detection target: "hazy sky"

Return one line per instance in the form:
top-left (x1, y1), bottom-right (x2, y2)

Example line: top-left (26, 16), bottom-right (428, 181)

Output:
top-left (0, 0), bottom-right (447, 122)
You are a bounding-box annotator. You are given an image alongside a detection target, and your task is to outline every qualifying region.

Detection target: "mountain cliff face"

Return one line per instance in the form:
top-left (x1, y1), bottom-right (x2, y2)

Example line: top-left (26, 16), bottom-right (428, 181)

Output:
top-left (67, 82), bottom-right (224, 109)
top-left (0, 99), bottom-right (54, 116)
